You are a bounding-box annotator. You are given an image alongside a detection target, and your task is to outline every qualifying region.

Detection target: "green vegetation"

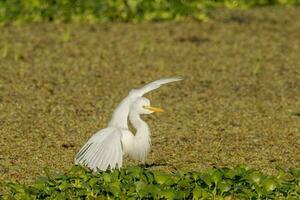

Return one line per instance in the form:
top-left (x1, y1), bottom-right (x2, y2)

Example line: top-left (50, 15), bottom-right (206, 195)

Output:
top-left (0, 0), bottom-right (300, 23)
top-left (1, 6), bottom-right (300, 191)
top-left (288, 110), bottom-right (300, 117)
top-left (1, 1), bottom-right (299, 199)
top-left (3, 165), bottom-right (300, 199)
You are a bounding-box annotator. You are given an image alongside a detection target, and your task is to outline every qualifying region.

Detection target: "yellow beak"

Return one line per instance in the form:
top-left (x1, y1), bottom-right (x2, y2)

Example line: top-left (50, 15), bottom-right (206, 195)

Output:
top-left (143, 106), bottom-right (164, 113)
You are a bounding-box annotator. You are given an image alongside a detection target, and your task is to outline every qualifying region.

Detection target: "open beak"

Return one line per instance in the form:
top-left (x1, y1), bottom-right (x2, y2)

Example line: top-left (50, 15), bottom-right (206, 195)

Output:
top-left (143, 106), bottom-right (164, 113)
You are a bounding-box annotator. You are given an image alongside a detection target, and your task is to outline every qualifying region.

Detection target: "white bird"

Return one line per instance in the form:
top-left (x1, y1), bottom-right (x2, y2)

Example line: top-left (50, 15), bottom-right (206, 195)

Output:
top-left (74, 77), bottom-right (182, 171)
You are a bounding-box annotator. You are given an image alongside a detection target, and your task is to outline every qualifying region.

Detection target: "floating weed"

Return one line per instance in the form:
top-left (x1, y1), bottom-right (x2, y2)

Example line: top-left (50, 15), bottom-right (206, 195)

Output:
top-left (251, 63), bottom-right (262, 76)
top-left (2, 43), bottom-right (9, 58)
top-left (288, 110), bottom-right (300, 117)
top-left (138, 37), bottom-right (155, 56)
top-left (13, 43), bottom-right (23, 62)
top-left (62, 28), bottom-right (72, 42)
top-left (3, 165), bottom-right (300, 199)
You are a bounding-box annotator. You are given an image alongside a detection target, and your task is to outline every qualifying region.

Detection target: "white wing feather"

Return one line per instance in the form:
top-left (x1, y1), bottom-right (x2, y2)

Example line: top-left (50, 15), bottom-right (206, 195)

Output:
top-left (74, 127), bottom-right (123, 171)
top-left (108, 77), bottom-right (183, 128)
top-left (132, 77), bottom-right (183, 96)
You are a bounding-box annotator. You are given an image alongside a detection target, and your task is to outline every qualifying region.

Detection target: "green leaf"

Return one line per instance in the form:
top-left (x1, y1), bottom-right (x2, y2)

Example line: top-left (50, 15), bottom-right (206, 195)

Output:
top-left (125, 166), bottom-right (143, 179)
top-left (235, 164), bottom-right (250, 175)
top-left (246, 172), bottom-right (263, 185)
top-left (135, 181), bottom-right (148, 197)
top-left (289, 168), bottom-right (300, 178)
top-left (103, 173), bottom-right (112, 183)
top-left (241, 188), bottom-right (257, 199)
top-left (263, 178), bottom-right (278, 193)
top-left (160, 189), bottom-right (176, 200)
top-left (153, 171), bottom-right (173, 185)
top-left (192, 186), bottom-right (202, 199)
top-left (109, 181), bottom-right (121, 197)
top-left (58, 181), bottom-right (70, 191)
top-left (211, 170), bottom-right (222, 185)
top-left (223, 169), bottom-right (237, 179)
top-left (88, 177), bottom-right (99, 187)
top-left (147, 184), bottom-right (161, 198)
top-left (144, 171), bottom-right (154, 183)
top-left (201, 174), bottom-right (213, 187)
top-left (193, 186), bottom-right (210, 199)
top-left (190, 172), bottom-right (200, 181)
top-left (218, 181), bottom-right (231, 193)
top-left (177, 179), bottom-right (190, 189)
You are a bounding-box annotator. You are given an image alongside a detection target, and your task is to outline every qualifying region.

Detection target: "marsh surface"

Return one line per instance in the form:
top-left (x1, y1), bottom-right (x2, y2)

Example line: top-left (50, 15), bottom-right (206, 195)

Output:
top-left (0, 7), bottom-right (299, 183)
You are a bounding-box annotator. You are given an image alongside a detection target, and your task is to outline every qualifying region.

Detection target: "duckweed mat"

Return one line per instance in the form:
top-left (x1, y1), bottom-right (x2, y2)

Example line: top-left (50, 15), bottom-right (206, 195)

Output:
top-left (0, 7), bottom-right (299, 184)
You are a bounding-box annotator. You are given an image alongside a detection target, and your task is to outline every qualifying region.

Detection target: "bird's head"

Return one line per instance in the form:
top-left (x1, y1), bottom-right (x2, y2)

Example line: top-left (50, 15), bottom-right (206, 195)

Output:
top-left (131, 97), bottom-right (164, 115)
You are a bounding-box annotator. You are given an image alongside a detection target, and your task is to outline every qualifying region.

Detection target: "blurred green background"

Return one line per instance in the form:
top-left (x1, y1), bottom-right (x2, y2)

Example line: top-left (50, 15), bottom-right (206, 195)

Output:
top-left (1, 0), bottom-right (299, 23)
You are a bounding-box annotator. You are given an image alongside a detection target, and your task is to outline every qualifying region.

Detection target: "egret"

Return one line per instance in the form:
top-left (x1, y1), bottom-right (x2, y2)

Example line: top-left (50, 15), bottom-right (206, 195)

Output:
top-left (74, 77), bottom-right (182, 171)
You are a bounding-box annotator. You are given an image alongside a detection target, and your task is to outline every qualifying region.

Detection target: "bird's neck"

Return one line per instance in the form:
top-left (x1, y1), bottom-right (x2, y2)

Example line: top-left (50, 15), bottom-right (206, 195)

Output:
top-left (127, 111), bottom-right (151, 162)
top-left (129, 111), bottom-right (149, 134)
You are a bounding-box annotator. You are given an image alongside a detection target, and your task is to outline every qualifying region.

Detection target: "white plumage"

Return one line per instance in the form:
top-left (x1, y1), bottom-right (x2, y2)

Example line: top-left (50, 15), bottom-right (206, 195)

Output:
top-left (74, 77), bottom-right (182, 171)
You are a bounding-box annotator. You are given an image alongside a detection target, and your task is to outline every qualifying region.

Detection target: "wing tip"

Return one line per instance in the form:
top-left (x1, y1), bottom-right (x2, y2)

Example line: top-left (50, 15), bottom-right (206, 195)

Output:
top-left (169, 76), bottom-right (184, 81)
top-left (161, 76), bottom-right (184, 83)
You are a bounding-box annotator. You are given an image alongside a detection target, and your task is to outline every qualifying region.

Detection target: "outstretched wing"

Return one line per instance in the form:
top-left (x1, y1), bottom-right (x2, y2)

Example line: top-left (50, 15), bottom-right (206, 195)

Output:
top-left (74, 127), bottom-right (123, 171)
top-left (108, 77), bottom-right (183, 128)
top-left (132, 77), bottom-right (183, 97)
